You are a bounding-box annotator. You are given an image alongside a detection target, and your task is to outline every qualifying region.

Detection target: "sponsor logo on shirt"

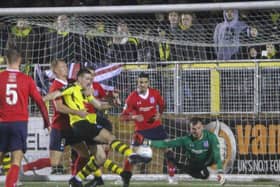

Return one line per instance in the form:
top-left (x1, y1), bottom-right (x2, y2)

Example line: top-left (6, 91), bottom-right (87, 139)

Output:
top-left (139, 106), bottom-right (154, 112)
top-left (191, 149), bottom-right (207, 154)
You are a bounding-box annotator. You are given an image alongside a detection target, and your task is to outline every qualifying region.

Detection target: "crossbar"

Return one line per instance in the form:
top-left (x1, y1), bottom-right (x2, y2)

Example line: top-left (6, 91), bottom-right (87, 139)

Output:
top-left (0, 1), bottom-right (279, 15)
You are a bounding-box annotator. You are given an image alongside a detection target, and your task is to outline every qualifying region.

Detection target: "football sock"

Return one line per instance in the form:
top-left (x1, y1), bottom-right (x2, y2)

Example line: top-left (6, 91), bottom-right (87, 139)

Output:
top-left (73, 156), bottom-right (88, 175)
top-left (110, 140), bottom-right (133, 157)
top-left (6, 164), bottom-right (19, 187)
top-left (124, 158), bottom-right (132, 171)
top-left (104, 159), bottom-right (123, 175)
top-left (23, 158), bottom-right (51, 172)
top-left (167, 161), bottom-right (175, 177)
top-left (77, 156), bottom-right (99, 180)
top-left (2, 153), bottom-right (11, 175)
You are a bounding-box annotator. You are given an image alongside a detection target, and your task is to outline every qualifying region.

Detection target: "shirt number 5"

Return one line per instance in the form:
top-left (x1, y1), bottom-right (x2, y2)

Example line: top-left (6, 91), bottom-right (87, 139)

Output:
top-left (6, 83), bottom-right (18, 105)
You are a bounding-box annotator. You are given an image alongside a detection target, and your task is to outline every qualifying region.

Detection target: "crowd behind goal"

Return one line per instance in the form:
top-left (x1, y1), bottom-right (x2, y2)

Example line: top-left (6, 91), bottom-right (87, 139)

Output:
top-left (0, 8), bottom-right (279, 67)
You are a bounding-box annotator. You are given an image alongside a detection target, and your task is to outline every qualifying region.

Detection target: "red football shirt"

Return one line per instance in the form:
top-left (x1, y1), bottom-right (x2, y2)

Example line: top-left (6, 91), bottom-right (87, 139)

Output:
top-left (93, 82), bottom-right (106, 99)
top-left (49, 78), bottom-right (70, 130)
top-left (85, 82), bottom-right (107, 114)
top-left (0, 69), bottom-right (50, 128)
top-left (121, 88), bottom-right (165, 131)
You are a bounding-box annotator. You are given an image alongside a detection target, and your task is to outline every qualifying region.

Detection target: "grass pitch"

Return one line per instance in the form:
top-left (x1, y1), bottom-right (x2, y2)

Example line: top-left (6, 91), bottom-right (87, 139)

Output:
top-left (1, 181), bottom-right (279, 187)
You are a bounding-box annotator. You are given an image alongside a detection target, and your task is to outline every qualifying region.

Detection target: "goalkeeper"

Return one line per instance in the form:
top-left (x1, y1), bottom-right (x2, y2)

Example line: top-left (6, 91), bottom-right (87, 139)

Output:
top-left (144, 117), bottom-right (226, 185)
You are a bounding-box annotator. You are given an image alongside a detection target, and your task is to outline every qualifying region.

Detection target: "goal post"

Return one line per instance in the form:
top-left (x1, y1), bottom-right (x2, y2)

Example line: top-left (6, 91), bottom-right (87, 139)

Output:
top-left (0, 1), bottom-right (280, 184)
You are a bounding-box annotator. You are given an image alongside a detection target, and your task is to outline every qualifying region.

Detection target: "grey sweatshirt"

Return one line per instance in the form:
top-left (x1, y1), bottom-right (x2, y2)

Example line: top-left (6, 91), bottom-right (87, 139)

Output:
top-left (214, 9), bottom-right (248, 60)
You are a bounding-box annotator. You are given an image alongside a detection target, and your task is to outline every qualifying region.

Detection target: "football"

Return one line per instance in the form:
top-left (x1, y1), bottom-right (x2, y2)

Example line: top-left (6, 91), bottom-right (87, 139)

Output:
top-left (136, 145), bottom-right (153, 159)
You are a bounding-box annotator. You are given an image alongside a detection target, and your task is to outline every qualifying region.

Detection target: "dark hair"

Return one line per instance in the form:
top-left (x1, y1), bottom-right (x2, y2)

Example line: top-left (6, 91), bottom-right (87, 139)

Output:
top-left (77, 68), bottom-right (91, 78)
top-left (189, 117), bottom-right (204, 126)
top-left (138, 72), bottom-right (149, 79)
top-left (5, 48), bottom-right (22, 64)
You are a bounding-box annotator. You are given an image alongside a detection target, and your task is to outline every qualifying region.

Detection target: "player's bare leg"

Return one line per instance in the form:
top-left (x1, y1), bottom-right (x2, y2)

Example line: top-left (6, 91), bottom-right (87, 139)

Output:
top-left (49, 150), bottom-right (64, 174)
top-left (165, 150), bottom-right (177, 184)
top-left (0, 152), bottom-right (4, 165)
top-left (94, 128), bottom-right (147, 164)
top-left (49, 150), bottom-right (62, 166)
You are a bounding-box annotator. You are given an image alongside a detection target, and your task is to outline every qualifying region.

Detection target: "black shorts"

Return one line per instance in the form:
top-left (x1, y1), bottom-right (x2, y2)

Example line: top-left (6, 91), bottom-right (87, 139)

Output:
top-left (84, 115), bottom-right (113, 146)
top-left (72, 120), bottom-right (103, 143)
top-left (177, 161), bottom-right (212, 179)
top-left (96, 115), bottom-right (112, 132)
top-left (49, 128), bottom-right (81, 151)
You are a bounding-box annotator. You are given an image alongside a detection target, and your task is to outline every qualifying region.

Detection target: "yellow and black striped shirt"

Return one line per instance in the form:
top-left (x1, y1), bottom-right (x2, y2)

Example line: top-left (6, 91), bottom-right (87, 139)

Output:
top-left (61, 83), bottom-right (97, 125)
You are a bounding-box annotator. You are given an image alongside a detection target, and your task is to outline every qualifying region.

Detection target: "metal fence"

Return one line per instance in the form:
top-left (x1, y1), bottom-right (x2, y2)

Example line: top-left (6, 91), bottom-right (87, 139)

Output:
top-left (113, 61), bottom-right (280, 115)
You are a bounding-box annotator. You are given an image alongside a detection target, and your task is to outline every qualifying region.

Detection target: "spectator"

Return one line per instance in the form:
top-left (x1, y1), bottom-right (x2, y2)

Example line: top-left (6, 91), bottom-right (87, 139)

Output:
top-left (261, 43), bottom-right (279, 59)
top-left (46, 15), bottom-right (79, 63)
top-left (0, 22), bottom-right (8, 64)
top-left (137, 27), bottom-right (157, 64)
top-left (155, 27), bottom-right (178, 62)
top-left (214, 9), bottom-right (257, 60)
top-left (7, 18), bottom-right (44, 64)
top-left (243, 25), bottom-right (260, 60)
top-left (270, 13), bottom-right (280, 40)
top-left (85, 21), bottom-right (110, 64)
top-left (179, 13), bottom-right (194, 37)
top-left (106, 20), bottom-right (138, 63)
top-left (155, 13), bottom-right (168, 31)
top-left (168, 11), bottom-right (181, 40)
top-left (179, 13), bottom-right (207, 60)
top-left (247, 46), bottom-right (261, 59)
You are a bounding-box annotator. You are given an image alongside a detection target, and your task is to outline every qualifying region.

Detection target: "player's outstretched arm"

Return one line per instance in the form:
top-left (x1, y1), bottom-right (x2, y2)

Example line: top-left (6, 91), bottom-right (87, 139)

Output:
top-left (150, 136), bottom-right (189, 149)
top-left (151, 137), bottom-right (184, 148)
top-left (209, 134), bottom-right (226, 185)
top-left (88, 96), bottom-right (112, 111)
top-left (120, 95), bottom-right (144, 122)
top-left (210, 134), bottom-right (223, 172)
top-left (43, 90), bottom-right (62, 102)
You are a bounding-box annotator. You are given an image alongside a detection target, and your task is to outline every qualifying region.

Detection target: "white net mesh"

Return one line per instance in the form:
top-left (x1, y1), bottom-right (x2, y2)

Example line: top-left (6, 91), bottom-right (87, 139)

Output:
top-left (0, 8), bottom-right (279, 63)
top-left (0, 6), bottom-right (280, 178)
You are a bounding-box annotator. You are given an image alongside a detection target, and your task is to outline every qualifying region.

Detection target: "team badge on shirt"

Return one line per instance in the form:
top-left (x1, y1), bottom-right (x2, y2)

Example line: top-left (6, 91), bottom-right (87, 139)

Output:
top-left (150, 97), bottom-right (155, 104)
top-left (203, 141), bottom-right (209, 148)
top-left (94, 90), bottom-right (99, 97)
top-left (123, 104), bottom-right (127, 110)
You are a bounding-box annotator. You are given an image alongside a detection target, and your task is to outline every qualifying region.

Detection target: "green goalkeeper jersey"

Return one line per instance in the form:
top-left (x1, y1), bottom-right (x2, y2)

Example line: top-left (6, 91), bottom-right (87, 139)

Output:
top-left (151, 130), bottom-right (223, 171)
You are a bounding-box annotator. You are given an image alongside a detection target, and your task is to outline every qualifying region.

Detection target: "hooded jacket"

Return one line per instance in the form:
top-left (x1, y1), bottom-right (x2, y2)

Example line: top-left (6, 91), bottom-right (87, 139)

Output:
top-left (214, 9), bottom-right (248, 60)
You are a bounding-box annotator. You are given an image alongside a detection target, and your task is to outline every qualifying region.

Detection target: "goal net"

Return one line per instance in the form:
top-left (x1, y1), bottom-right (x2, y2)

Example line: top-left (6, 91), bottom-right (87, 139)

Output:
top-left (1, 1), bottom-right (280, 182)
